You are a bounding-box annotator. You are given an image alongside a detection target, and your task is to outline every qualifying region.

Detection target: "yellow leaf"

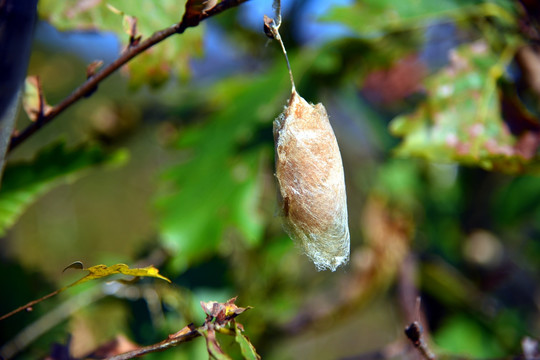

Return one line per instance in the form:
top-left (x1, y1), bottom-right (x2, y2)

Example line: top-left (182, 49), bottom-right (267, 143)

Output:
top-left (0, 263), bottom-right (170, 322)
top-left (67, 263), bottom-right (171, 288)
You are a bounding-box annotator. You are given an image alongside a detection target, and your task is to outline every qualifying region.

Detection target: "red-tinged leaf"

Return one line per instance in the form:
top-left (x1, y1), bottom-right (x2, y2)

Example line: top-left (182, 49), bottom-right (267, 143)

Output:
top-left (362, 54), bottom-right (426, 104)
top-left (200, 297), bottom-right (251, 326)
top-left (389, 41), bottom-right (540, 173)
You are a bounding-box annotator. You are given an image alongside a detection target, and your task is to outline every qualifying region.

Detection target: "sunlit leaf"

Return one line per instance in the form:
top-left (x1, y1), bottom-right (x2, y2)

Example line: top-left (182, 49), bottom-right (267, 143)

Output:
top-left (0, 141), bottom-right (127, 236)
top-left (67, 263), bottom-right (171, 287)
top-left (37, 0), bottom-right (203, 88)
top-left (322, 0), bottom-right (515, 36)
top-left (0, 262), bottom-right (168, 321)
top-left (389, 41), bottom-right (539, 173)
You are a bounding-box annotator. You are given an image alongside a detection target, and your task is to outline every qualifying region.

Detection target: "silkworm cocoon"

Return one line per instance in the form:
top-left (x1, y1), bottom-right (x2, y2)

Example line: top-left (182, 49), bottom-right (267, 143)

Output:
top-left (273, 90), bottom-right (350, 271)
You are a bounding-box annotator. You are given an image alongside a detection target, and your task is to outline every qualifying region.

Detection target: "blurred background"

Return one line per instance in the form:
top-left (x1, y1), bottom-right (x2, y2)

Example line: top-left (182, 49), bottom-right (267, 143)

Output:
top-left (1, 0), bottom-right (540, 359)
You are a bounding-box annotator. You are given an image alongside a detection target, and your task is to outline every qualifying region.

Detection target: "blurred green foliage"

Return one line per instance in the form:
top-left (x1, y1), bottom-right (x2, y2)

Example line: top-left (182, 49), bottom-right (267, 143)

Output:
top-left (2, 0), bottom-right (540, 359)
top-left (323, 0), bottom-right (513, 34)
top-left (0, 141), bottom-right (126, 236)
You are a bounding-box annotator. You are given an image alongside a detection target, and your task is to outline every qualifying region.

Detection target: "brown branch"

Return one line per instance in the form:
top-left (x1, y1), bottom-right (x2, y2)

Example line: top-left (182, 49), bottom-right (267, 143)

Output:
top-left (8, 0), bottom-right (249, 152)
top-left (107, 297), bottom-right (251, 360)
top-left (106, 325), bottom-right (201, 360)
top-left (0, 288), bottom-right (63, 322)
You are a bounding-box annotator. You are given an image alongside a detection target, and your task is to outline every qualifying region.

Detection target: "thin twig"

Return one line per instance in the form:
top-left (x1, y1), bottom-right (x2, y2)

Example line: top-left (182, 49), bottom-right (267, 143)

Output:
top-left (8, 0), bottom-right (249, 152)
top-left (0, 286), bottom-right (105, 359)
top-left (0, 288), bottom-right (63, 322)
top-left (107, 326), bottom-right (200, 360)
top-left (264, 0), bottom-right (296, 92)
top-left (107, 296), bottom-right (251, 360)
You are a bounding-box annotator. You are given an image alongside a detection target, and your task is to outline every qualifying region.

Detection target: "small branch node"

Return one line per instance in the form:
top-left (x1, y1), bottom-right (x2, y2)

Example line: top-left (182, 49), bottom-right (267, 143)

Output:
top-left (263, 0), bottom-right (295, 93)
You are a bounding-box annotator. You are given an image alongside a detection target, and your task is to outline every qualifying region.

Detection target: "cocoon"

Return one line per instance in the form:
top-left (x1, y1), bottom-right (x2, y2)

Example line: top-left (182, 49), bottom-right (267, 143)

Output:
top-left (274, 90), bottom-right (349, 271)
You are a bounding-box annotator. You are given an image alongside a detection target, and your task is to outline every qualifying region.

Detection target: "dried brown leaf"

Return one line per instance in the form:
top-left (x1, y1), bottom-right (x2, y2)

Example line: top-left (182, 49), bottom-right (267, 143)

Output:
top-left (63, 261), bottom-right (84, 272)
top-left (182, 0), bottom-right (218, 25)
top-left (85, 335), bottom-right (140, 358)
top-left (200, 297), bottom-right (250, 326)
top-left (86, 60), bottom-right (103, 78)
top-left (22, 76), bottom-right (51, 122)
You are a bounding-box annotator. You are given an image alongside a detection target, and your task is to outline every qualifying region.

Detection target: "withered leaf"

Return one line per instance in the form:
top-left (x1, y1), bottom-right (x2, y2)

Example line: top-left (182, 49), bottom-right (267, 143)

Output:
top-left (200, 297), bottom-right (250, 326)
top-left (85, 335), bottom-right (140, 358)
top-left (63, 261), bottom-right (84, 272)
top-left (182, 0), bottom-right (218, 25)
top-left (86, 60), bottom-right (103, 78)
top-left (263, 14), bottom-right (276, 39)
top-left (106, 5), bottom-right (141, 46)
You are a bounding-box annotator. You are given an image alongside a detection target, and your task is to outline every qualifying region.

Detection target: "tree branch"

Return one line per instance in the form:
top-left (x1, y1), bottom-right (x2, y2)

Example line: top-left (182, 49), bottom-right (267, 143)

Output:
top-left (106, 325), bottom-right (201, 360)
top-left (8, 0), bottom-right (249, 152)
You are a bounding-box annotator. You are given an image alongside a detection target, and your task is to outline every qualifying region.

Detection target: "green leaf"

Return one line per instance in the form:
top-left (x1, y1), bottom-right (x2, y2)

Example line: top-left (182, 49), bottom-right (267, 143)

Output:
top-left (389, 41), bottom-right (537, 173)
top-left (0, 141), bottom-right (127, 236)
top-left (155, 62), bottom-right (308, 272)
top-left (201, 328), bottom-right (232, 360)
top-left (493, 176), bottom-right (540, 225)
top-left (322, 0), bottom-right (515, 36)
top-left (37, 0), bottom-right (203, 88)
top-left (434, 314), bottom-right (505, 358)
top-left (234, 322), bottom-right (260, 360)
